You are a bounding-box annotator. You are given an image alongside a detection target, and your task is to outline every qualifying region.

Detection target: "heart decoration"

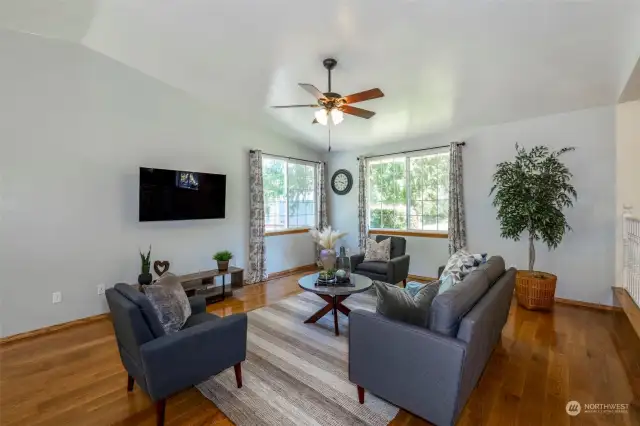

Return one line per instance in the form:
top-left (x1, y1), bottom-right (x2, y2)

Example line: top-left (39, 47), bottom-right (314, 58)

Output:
top-left (154, 260), bottom-right (170, 276)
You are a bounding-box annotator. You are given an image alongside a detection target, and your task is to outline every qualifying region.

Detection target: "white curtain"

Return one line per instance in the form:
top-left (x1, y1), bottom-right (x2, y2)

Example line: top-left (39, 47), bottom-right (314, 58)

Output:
top-left (357, 158), bottom-right (368, 253)
top-left (448, 142), bottom-right (467, 254)
top-left (247, 150), bottom-right (267, 283)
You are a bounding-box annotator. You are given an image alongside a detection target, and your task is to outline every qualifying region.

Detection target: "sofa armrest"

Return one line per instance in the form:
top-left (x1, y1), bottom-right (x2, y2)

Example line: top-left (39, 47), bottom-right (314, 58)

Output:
top-left (349, 310), bottom-right (466, 426)
top-left (350, 254), bottom-right (365, 272)
top-left (188, 296), bottom-right (207, 315)
top-left (388, 254), bottom-right (410, 284)
top-left (140, 313), bottom-right (247, 400)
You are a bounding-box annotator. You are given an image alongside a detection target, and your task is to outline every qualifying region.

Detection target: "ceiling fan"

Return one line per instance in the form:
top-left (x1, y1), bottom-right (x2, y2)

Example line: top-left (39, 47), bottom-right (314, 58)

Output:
top-left (271, 58), bottom-right (384, 126)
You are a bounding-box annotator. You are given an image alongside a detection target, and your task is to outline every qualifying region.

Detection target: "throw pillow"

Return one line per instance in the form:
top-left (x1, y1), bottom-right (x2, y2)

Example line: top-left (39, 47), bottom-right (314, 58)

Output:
top-left (364, 238), bottom-right (391, 262)
top-left (143, 273), bottom-right (191, 334)
top-left (404, 281), bottom-right (427, 297)
top-left (439, 249), bottom-right (477, 294)
top-left (471, 253), bottom-right (488, 266)
top-left (374, 280), bottom-right (440, 328)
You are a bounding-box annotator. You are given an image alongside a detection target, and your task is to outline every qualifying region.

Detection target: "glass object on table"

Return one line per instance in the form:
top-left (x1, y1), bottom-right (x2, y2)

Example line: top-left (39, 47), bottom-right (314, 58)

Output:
top-left (335, 246), bottom-right (351, 284)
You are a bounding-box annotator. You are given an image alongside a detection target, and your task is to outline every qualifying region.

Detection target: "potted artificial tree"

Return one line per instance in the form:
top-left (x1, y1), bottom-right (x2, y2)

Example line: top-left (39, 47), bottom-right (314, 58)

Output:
top-left (490, 144), bottom-right (577, 310)
top-left (213, 250), bottom-right (233, 271)
top-left (138, 246), bottom-right (152, 285)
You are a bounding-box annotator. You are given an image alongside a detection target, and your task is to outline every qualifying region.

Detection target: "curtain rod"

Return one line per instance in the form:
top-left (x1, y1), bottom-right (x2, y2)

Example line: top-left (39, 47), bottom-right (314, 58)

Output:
top-left (250, 150), bottom-right (324, 164)
top-left (357, 142), bottom-right (466, 161)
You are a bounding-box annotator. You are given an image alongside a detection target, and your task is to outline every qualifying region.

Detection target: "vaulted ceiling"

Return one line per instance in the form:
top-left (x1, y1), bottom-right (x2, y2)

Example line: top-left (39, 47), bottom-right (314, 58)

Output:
top-left (620, 58), bottom-right (640, 103)
top-left (1, 0), bottom-right (639, 151)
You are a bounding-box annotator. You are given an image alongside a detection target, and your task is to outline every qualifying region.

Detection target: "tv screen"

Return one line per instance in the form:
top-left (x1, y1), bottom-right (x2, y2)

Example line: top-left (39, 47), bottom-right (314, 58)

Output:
top-left (139, 167), bottom-right (226, 221)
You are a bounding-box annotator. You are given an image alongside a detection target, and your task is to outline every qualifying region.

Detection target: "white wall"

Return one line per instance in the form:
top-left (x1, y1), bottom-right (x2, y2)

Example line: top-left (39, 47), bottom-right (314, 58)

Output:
top-left (265, 233), bottom-right (317, 273)
top-left (0, 31), bottom-right (321, 337)
top-left (328, 106), bottom-right (617, 305)
top-left (615, 100), bottom-right (640, 286)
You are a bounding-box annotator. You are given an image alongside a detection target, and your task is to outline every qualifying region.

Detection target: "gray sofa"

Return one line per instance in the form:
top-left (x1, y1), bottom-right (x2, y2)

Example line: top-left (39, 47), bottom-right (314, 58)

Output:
top-left (349, 256), bottom-right (515, 426)
top-left (106, 283), bottom-right (247, 426)
top-left (350, 235), bottom-right (410, 285)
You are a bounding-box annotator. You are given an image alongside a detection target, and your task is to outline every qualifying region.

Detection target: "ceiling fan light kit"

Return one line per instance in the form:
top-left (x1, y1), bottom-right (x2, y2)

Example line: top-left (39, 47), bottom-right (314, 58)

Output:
top-left (330, 108), bottom-right (344, 125)
top-left (314, 109), bottom-right (329, 125)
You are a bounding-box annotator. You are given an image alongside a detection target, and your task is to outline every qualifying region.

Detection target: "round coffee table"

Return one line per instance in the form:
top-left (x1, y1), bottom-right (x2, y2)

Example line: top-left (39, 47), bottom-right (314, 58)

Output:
top-left (298, 273), bottom-right (373, 336)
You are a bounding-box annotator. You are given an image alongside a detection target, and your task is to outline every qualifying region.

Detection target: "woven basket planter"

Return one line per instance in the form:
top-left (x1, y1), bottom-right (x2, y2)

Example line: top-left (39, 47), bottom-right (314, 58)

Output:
top-left (515, 270), bottom-right (557, 310)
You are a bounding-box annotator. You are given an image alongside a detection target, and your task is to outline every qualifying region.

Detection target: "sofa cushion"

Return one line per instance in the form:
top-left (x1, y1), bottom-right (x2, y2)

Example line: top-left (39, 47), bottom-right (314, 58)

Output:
top-left (115, 283), bottom-right (166, 338)
top-left (181, 312), bottom-right (221, 329)
top-left (438, 249), bottom-right (477, 294)
top-left (143, 273), bottom-right (192, 334)
top-left (429, 269), bottom-right (490, 336)
top-left (477, 256), bottom-right (505, 286)
top-left (356, 261), bottom-right (388, 275)
top-left (374, 281), bottom-right (440, 328)
top-left (405, 281), bottom-right (428, 297)
top-left (364, 238), bottom-right (391, 262)
top-left (375, 235), bottom-right (406, 258)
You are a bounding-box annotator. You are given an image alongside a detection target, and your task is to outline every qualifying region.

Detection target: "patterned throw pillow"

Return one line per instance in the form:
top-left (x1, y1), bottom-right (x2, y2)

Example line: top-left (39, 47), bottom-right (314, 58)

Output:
top-left (374, 280), bottom-right (440, 328)
top-left (471, 253), bottom-right (488, 266)
top-left (143, 273), bottom-right (192, 334)
top-left (438, 249), bottom-right (478, 294)
top-left (364, 238), bottom-right (391, 262)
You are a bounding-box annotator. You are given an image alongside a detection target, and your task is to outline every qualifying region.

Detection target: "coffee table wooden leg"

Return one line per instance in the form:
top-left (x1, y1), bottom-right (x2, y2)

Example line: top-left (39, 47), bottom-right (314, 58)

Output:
top-left (303, 293), bottom-right (353, 335)
top-left (332, 297), bottom-right (339, 336)
top-left (336, 295), bottom-right (351, 317)
top-left (337, 303), bottom-right (351, 316)
top-left (304, 303), bottom-right (333, 324)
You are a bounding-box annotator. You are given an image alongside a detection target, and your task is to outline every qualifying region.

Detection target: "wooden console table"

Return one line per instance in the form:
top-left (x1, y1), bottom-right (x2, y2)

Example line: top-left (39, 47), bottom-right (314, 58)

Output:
top-left (178, 267), bottom-right (244, 304)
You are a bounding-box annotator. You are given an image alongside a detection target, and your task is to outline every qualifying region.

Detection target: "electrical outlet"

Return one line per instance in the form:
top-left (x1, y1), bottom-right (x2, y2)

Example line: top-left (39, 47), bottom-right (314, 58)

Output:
top-left (52, 291), bottom-right (62, 304)
top-left (97, 284), bottom-right (105, 295)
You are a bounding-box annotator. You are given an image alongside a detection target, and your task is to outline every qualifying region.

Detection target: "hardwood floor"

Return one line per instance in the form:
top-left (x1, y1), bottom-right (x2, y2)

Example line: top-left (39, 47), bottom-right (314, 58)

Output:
top-left (1, 273), bottom-right (639, 426)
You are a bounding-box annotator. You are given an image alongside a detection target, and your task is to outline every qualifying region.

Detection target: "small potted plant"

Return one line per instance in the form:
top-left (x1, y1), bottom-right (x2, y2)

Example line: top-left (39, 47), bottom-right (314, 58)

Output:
top-left (138, 246), bottom-right (152, 285)
top-left (490, 144), bottom-right (577, 310)
top-left (213, 250), bottom-right (233, 271)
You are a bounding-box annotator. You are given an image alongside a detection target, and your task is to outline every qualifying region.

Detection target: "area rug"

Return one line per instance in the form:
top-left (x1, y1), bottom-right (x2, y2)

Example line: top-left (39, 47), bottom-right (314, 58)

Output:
top-left (196, 290), bottom-right (399, 426)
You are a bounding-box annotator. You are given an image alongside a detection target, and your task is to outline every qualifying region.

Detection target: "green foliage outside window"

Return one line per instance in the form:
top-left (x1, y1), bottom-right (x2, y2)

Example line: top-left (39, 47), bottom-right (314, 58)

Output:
top-left (263, 158), bottom-right (315, 228)
top-left (368, 153), bottom-right (449, 231)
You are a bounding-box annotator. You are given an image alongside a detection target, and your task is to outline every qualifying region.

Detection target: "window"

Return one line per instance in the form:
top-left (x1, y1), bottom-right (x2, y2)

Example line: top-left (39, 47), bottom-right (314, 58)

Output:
top-left (262, 156), bottom-right (316, 231)
top-left (368, 151), bottom-right (449, 232)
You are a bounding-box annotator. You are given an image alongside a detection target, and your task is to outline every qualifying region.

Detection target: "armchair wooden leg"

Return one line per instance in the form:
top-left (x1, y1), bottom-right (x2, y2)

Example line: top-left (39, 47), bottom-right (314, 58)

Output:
top-left (234, 363), bottom-right (242, 388)
top-left (156, 399), bottom-right (166, 426)
top-left (357, 385), bottom-right (365, 404)
top-left (127, 375), bottom-right (134, 392)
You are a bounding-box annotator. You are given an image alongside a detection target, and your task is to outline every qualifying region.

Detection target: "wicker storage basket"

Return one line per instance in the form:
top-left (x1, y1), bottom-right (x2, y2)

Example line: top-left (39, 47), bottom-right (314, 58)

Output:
top-left (515, 270), bottom-right (557, 310)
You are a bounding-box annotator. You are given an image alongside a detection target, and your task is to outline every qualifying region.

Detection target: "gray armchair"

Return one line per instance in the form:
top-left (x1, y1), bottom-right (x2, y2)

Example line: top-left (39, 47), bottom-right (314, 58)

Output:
top-left (350, 235), bottom-right (410, 285)
top-left (106, 283), bottom-right (247, 426)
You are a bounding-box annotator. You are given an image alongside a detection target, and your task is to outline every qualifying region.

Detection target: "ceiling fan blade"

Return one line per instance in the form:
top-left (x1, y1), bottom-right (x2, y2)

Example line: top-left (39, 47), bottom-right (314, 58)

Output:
top-left (271, 104), bottom-right (318, 108)
top-left (341, 105), bottom-right (376, 119)
top-left (342, 88), bottom-right (384, 104)
top-left (299, 83), bottom-right (325, 100)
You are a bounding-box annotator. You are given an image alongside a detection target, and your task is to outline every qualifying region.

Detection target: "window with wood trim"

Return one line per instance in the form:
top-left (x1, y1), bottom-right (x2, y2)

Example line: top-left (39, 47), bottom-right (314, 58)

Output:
top-left (262, 156), bottom-right (316, 232)
top-left (367, 150), bottom-right (449, 232)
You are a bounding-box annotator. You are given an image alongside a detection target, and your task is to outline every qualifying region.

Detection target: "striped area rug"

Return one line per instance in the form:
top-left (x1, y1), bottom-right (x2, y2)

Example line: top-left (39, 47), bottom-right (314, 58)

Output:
top-left (197, 290), bottom-right (399, 426)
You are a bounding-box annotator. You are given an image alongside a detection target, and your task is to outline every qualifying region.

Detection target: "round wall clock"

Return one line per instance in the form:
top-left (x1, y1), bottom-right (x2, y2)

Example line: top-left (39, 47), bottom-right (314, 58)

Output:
top-left (331, 169), bottom-right (353, 195)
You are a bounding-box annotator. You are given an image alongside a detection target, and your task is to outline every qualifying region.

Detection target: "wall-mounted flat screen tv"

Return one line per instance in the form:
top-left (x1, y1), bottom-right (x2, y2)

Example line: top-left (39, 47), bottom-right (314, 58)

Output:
top-left (139, 167), bottom-right (226, 221)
